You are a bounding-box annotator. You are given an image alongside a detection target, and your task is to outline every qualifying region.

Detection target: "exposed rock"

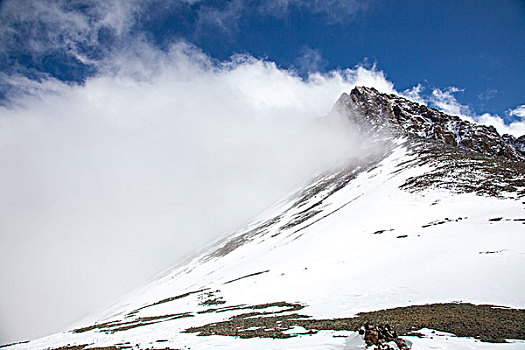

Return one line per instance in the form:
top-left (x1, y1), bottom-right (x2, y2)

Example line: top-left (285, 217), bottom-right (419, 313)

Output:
top-left (335, 87), bottom-right (525, 162)
top-left (362, 323), bottom-right (410, 349)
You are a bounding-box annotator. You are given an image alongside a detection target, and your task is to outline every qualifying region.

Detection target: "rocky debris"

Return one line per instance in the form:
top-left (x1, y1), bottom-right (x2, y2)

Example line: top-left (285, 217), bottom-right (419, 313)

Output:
top-left (125, 289), bottom-right (207, 318)
top-left (206, 215), bottom-right (283, 259)
top-left (373, 229), bottom-right (394, 235)
top-left (479, 250), bottom-right (505, 254)
top-left (422, 217), bottom-right (465, 228)
top-left (185, 302), bottom-right (525, 343)
top-left (198, 290), bottom-right (226, 305)
top-left (360, 323), bottom-right (410, 349)
top-left (0, 340), bottom-right (29, 348)
top-left (223, 270), bottom-right (270, 285)
top-left (397, 136), bottom-right (525, 197)
top-left (46, 346), bottom-right (178, 350)
top-left (186, 302), bottom-right (308, 338)
top-left (73, 312), bottom-right (194, 334)
top-left (335, 87), bottom-right (525, 162)
top-left (503, 134), bottom-right (525, 155)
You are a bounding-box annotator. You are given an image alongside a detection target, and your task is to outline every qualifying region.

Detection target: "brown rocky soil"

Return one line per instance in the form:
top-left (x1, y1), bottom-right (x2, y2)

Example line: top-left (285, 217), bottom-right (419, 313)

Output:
top-left (50, 347), bottom-right (177, 350)
top-left (3, 302), bottom-right (524, 349)
top-left (186, 302), bottom-right (525, 343)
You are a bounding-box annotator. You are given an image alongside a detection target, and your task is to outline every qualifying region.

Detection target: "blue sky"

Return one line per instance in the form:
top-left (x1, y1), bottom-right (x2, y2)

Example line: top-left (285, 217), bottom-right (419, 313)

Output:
top-left (0, 0), bottom-right (524, 119)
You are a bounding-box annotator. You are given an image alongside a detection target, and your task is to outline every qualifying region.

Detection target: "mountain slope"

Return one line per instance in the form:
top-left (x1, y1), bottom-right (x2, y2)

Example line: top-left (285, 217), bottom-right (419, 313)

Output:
top-left (5, 87), bottom-right (525, 350)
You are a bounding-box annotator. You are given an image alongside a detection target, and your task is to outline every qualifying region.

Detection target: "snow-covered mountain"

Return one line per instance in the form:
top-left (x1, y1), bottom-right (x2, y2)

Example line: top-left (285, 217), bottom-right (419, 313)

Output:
top-left (4, 87), bottom-right (525, 350)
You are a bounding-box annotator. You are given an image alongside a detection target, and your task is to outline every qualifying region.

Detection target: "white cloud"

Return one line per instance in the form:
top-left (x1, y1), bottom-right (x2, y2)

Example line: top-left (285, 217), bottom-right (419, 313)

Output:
top-left (189, 0), bottom-right (374, 34)
top-left (401, 84), bottom-right (425, 104)
top-left (429, 87), bottom-right (472, 116)
top-left (478, 89), bottom-right (497, 101)
top-left (425, 86), bottom-right (525, 137)
top-left (509, 105), bottom-right (525, 119)
top-left (0, 0), bottom-right (144, 61)
top-left (305, 0), bottom-right (374, 23)
top-left (258, 0), bottom-right (373, 22)
top-left (293, 46), bottom-right (327, 74)
top-left (475, 113), bottom-right (525, 137)
top-left (0, 42), bottom-right (393, 344)
top-left (343, 64), bottom-right (395, 94)
top-left (396, 84), bottom-right (525, 137)
top-left (0, 0), bottom-right (374, 84)
top-left (195, 0), bottom-right (245, 35)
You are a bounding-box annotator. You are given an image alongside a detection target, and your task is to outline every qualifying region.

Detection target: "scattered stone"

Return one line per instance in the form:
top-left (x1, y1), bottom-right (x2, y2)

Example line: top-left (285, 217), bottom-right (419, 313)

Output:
top-left (361, 323), bottom-right (410, 349)
top-left (198, 290), bottom-right (226, 306)
top-left (0, 340), bottom-right (30, 348)
top-left (373, 229), bottom-right (394, 235)
top-left (479, 250), bottom-right (505, 254)
top-left (489, 217), bottom-right (503, 222)
top-left (223, 270), bottom-right (269, 285)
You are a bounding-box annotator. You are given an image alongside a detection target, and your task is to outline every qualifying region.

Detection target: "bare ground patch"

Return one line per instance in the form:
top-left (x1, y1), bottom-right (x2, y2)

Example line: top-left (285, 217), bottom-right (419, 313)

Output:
top-left (186, 302), bottom-right (525, 343)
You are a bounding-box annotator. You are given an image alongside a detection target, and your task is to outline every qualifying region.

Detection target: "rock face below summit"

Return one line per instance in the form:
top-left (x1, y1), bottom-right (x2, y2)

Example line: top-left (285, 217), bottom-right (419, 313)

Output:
top-left (336, 86), bottom-right (525, 161)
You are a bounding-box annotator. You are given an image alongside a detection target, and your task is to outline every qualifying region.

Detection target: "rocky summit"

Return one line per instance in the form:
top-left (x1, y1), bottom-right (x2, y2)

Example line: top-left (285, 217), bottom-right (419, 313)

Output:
top-left (4, 88), bottom-right (525, 350)
top-left (337, 86), bottom-right (525, 161)
top-left (333, 87), bottom-right (525, 199)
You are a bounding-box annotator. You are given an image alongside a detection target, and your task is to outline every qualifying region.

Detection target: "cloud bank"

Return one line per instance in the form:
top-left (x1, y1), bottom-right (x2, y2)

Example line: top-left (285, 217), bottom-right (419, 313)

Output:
top-left (0, 40), bottom-right (396, 343)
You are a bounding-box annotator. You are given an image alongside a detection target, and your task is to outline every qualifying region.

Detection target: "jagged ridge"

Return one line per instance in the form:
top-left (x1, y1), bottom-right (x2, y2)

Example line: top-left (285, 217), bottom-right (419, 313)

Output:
top-left (334, 86), bottom-right (525, 198)
top-left (336, 86), bottom-right (525, 162)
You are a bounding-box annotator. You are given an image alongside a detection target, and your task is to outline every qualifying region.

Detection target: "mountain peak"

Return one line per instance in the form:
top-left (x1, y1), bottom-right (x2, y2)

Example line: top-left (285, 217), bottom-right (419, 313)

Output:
top-left (336, 86), bottom-right (525, 162)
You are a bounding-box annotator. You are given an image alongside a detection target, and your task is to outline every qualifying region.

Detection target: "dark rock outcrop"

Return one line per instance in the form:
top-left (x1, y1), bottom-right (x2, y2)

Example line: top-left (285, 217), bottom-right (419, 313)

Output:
top-left (361, 323), bottom-right (410, 349)
top-left (335, 86), bottom-right (525, 162)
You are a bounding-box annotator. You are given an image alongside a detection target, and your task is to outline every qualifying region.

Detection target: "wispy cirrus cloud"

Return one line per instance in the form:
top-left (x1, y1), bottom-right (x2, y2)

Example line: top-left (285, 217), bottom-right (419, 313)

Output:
top-left (400, 85), bottom-right (525, 137)
top-left (293, 46), bottom-right (328, 75)
top-left (193, 0), bottom-right (375, 37)
top-left (0, 0), bottom-right (375, 95)
top-left (432, 88), bottom-right (525, 137)
top-left (509, 105), bottom-right (525, 119)
top-left (195, 0), bottom-right (245, 36)
top-left (475, 113), bottom-right (525, 137)
top-left (0, 0), bottom-right (373, 55)
top-left (478, 88), bottom-right (497, 101)
top-left (429, 87), bottom-right (472, 116)
top-left (0, 0), bottom-right (144, 60)
top-left (429, 88), bottom-right (525, 136)
top-left (401, 84), bottom-right (426, 104)
top-left (258, 0), bottom-right (374, 23)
